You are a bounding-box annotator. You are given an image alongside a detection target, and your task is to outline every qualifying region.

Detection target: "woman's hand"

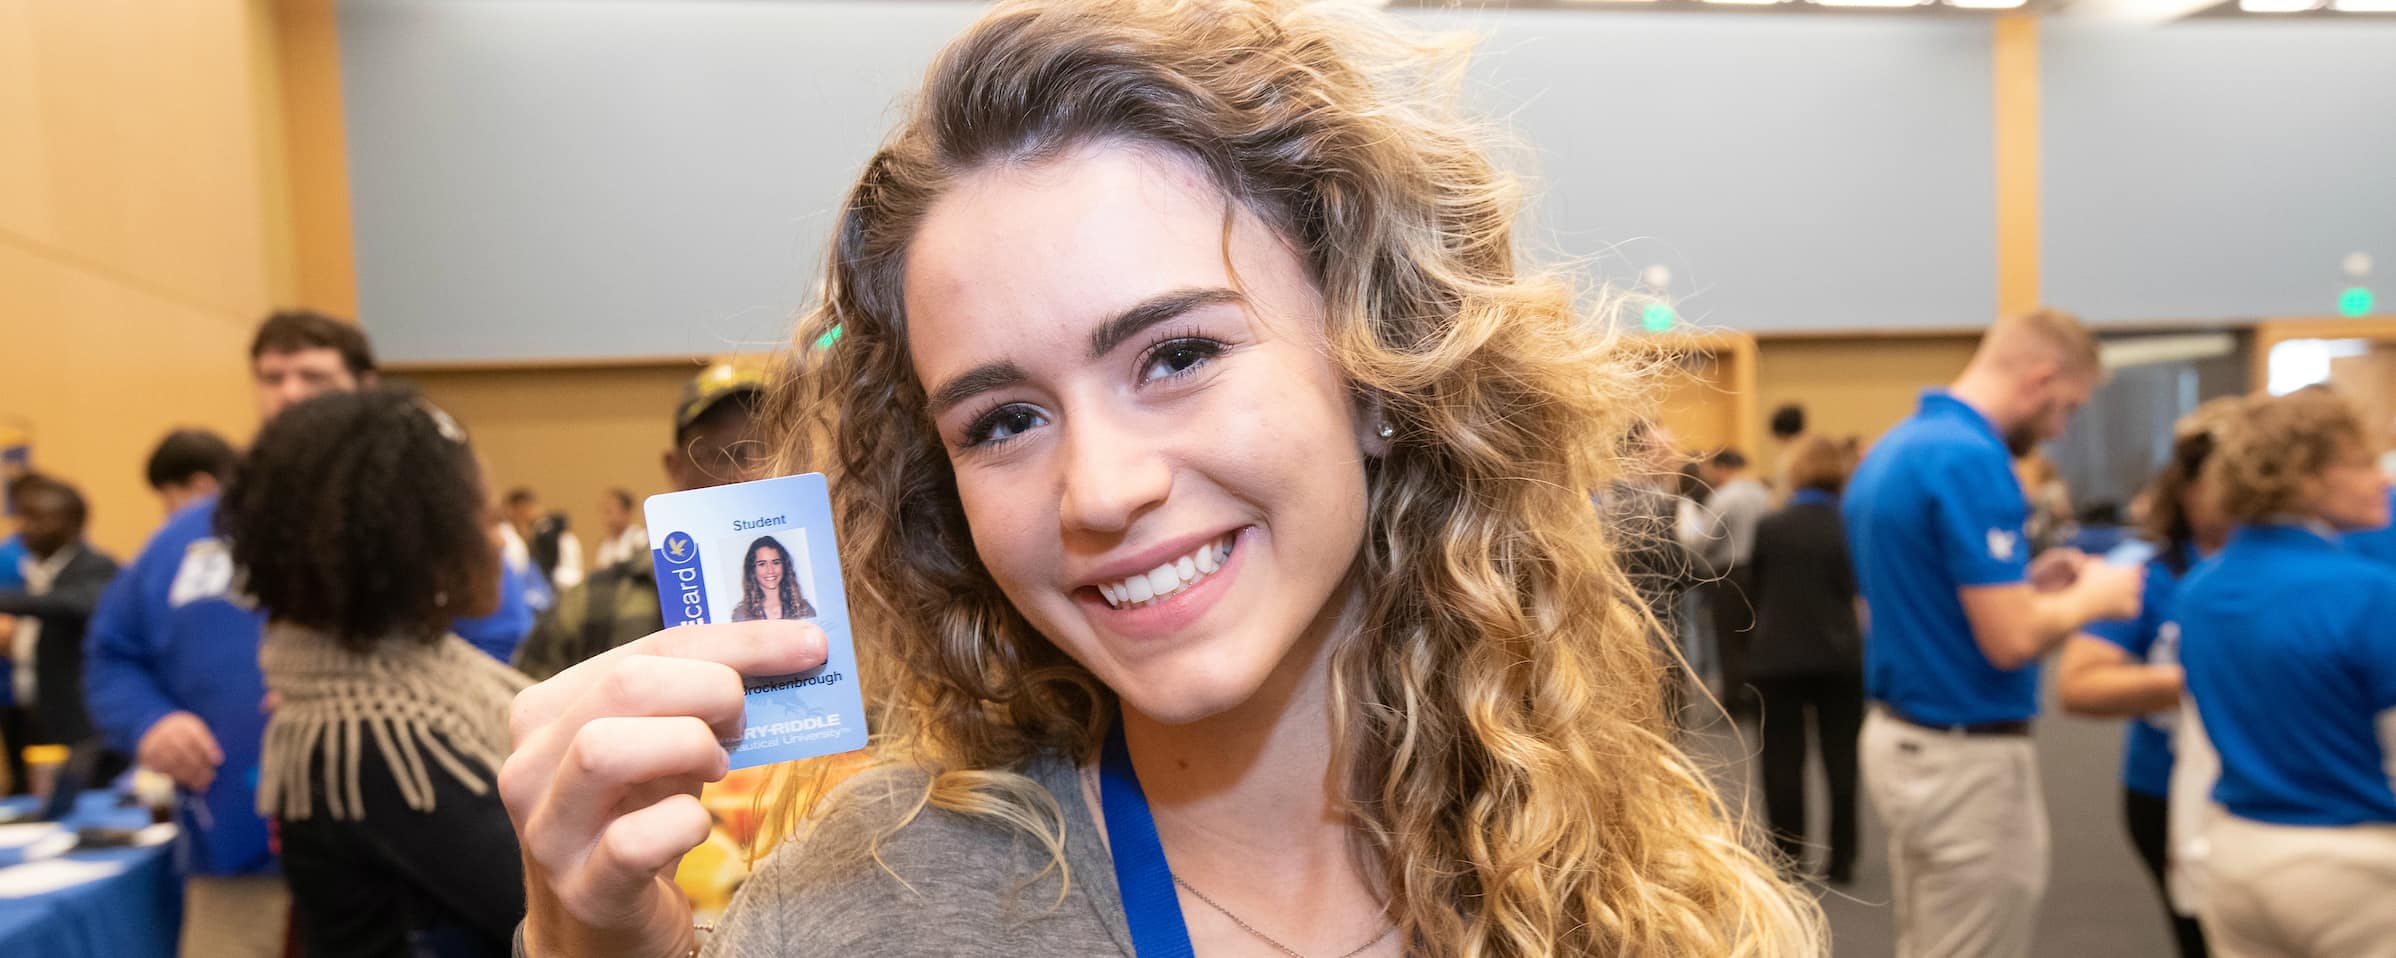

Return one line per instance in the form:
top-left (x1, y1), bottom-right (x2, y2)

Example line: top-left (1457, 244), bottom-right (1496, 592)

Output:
top-left (501, 620), bottom-right (827, 958)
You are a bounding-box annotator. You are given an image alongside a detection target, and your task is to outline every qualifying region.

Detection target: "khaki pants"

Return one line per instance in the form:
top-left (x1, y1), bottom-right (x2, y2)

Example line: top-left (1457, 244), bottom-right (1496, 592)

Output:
top-left (1860, 710), bottom-right (2049, 958)
top-left (182, 873), bottom-right (291, 958)
top-left (2202, 810), bottom-right (2396, 958)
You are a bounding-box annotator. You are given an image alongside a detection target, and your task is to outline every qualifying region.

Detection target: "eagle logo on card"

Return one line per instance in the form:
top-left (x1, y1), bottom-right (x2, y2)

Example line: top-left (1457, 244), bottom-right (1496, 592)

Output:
top-left (655, 531), bottom-right (710, 627)
top-left (663, 531), bottom-right (698, 565)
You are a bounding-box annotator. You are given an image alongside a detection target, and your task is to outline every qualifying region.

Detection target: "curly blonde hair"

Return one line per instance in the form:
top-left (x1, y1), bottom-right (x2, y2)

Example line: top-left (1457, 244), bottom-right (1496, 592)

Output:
top-left (759, 1), bottom-right (1820, 953)
top-left (2208, 389), bottom-right (2372, 524)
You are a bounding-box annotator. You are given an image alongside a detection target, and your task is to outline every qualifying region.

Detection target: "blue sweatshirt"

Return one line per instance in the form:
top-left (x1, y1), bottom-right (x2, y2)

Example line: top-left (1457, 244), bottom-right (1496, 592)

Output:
top-left (451, 551), bottom-right (536, 662)
top-left (83, 499), bottom-right (276, 876)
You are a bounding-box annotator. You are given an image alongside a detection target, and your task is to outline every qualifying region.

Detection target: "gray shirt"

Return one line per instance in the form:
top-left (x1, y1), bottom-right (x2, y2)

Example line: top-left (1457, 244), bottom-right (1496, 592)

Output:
top-left (705, 753), bottom-right (1132, 956)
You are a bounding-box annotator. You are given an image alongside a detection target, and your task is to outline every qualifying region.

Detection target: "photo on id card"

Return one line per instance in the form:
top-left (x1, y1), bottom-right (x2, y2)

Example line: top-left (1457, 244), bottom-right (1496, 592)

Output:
top-left (643, 473), bottom-right (867, 768)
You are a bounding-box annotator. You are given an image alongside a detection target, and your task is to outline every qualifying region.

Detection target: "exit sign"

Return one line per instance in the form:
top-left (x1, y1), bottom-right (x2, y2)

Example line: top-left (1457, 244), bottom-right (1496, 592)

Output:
top-left (2338, 286), bottom-right (2374, 318)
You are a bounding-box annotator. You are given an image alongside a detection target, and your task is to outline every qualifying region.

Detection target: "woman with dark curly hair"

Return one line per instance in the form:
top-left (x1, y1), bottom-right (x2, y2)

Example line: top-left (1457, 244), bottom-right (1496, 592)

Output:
top-left (729, 535), bottom-right (815, 622)
top-left (2175, 389), bottom-right (2395, 957)
top-left (218, 387), bottom-right (529, 957)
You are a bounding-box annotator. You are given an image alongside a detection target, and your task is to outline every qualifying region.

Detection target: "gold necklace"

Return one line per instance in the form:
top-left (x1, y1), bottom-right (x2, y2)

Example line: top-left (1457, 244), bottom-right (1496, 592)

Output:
top-left (1172, 875), bottom-right (1398, 958)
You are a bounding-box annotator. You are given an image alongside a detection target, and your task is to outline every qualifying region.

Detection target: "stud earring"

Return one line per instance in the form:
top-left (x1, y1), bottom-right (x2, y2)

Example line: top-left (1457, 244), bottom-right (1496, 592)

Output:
top-left (1375, 421), bottom-right (1396, 439)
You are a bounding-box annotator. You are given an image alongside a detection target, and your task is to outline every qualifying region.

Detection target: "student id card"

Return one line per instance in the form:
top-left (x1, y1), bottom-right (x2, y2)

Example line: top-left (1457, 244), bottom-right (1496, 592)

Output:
top-left (643, 473), bottom-right (867, 768)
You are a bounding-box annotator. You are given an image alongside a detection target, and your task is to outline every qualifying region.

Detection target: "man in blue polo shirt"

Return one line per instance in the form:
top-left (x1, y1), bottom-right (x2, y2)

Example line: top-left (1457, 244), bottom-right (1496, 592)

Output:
top-left (1845, 308), bottom-right (2145, 958)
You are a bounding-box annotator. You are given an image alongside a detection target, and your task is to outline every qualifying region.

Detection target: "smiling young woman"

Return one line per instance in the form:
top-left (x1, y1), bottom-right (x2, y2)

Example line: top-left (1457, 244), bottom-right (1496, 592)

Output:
top-left (501, 2), bottom-right (1821, 956)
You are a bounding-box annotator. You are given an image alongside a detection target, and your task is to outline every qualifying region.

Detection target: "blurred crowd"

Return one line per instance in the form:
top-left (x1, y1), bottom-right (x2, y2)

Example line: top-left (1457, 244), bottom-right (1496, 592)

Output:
top-left (3, 306), bottom-right (2391, 958)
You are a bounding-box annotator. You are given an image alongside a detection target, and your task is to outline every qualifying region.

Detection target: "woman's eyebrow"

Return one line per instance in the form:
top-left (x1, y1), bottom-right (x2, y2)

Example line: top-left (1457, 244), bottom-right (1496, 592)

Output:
top-left (926, 361), bottom-right (1029, 418)
top-left (1085, 286), bottom-right (1244, 359)
top-left (923, 287), bottom-right (1244, 418)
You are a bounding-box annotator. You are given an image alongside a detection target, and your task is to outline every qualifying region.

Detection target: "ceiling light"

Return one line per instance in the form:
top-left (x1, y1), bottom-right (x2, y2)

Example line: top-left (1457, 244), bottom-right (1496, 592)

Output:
top-left (1946, 0), bottom-right (2027, 8)
top-left (1699, 0), bottom-right (1786, 6)
top-left (2239, 0), bottom-right (2317, 11)
top-left (2330, 0), bottom-right (2396, 10)
top-left (1819, 0), bottom-right (1924, 6)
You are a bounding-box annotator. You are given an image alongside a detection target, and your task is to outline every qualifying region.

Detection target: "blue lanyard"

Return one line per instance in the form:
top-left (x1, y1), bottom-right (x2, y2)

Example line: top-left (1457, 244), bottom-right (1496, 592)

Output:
top-left (1789, 489), bottom-right (1837, 508)
top-left (1100, 722), bottom-right (1196, 957)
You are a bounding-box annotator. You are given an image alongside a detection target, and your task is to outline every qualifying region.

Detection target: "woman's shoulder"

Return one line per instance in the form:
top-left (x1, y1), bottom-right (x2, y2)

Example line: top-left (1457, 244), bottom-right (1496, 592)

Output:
top-left (708, 753), bottom-right (1127, 957)
top-left (760, 754), bottom-right (1078, 877)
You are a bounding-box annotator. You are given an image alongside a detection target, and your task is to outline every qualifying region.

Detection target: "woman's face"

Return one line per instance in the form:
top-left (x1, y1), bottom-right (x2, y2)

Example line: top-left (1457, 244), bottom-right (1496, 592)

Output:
top-left (753, 548), bottom-right (786, 591)
top-left (903, 142), bottom-right (1378, 725)
top-left (2308, 443), bottom-right (2392, 532)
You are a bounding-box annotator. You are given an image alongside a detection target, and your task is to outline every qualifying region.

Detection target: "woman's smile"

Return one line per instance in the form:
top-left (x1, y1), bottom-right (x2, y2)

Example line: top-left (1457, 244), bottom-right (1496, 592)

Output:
top-left (1075, 527), bottom-right (1248, 642)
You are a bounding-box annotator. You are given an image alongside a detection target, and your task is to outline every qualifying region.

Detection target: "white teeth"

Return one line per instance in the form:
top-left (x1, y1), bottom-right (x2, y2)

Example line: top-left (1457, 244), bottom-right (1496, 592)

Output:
top-left (1094, 534), bottom-right (1237, 609)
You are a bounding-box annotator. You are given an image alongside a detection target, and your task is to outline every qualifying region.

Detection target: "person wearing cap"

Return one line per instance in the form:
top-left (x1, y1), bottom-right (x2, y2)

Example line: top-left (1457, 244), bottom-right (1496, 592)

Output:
top-left (1845, 308), bottom-right (2145, 958)
top-left (511, 359), bottom-right (770, 681)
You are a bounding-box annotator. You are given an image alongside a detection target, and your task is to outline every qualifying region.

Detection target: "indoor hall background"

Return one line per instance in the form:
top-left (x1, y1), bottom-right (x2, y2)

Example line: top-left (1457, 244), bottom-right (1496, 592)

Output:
top-left (2048, 333), bottom-right (2251, 516)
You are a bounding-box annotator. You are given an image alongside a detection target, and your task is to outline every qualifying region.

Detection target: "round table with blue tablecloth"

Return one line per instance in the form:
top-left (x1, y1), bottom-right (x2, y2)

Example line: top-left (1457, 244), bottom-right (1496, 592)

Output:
top-left (0, 791), bottom-right (181, 958)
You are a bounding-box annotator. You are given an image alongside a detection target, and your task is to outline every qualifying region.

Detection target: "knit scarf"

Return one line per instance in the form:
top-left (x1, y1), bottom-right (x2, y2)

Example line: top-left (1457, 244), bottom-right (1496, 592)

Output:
top-left (257, 623), bottom-right (530, 821)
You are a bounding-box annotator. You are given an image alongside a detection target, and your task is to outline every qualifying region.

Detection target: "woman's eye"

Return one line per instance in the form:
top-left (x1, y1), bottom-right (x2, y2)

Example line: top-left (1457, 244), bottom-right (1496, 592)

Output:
top-left (963, 404), bottom-right (1047, 447)
top-left (1140, 338), bottom-right (1223, 384)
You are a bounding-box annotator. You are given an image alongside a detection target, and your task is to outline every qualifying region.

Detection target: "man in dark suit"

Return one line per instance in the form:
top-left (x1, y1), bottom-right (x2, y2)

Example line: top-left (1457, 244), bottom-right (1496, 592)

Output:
top-left (1, 474), bottom-right (120, 751)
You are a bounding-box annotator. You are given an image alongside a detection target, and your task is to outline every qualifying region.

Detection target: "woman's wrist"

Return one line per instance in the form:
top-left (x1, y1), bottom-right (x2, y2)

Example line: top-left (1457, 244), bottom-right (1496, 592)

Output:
top-left (522, 876), bottom-right (696, 958)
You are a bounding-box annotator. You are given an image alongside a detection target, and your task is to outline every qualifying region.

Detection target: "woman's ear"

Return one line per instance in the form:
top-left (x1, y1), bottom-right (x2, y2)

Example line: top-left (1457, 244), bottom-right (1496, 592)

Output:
top-left (1357, 398), bottom-right (1396, 459)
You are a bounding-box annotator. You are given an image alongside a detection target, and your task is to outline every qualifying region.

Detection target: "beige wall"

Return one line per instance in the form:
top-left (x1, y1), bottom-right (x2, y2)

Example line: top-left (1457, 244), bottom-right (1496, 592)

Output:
top-left (0, 0), bottom-right (307, 556)
top-left (401, 363), bottom-right (710, 551)
top-left (1754, 333), bottom-right (1981, 454)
